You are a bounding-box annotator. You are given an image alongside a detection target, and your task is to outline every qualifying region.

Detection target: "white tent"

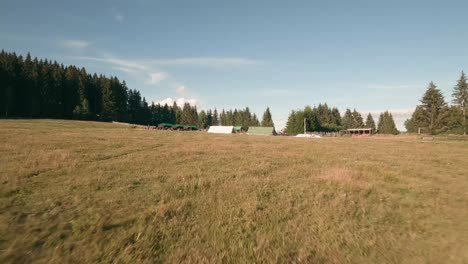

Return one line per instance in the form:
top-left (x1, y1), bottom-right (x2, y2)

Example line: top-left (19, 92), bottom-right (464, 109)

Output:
top-left (207, 126), bottom-right (234, 134)
top-left (295, 134), bottom-right (321, 138)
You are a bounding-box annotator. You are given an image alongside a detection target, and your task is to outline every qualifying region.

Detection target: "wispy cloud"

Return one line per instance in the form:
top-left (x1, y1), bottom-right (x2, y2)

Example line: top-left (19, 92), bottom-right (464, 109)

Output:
top-left (74, 56), bottom-right (146, 71)
top-left (147, 72), bottom-right (169, 84)
top-left (365, 84), bottom-right (423, 90)
top-left (146, 57), bottom-right (261, 67)
top-left (112, 67), bottom-right (138, 74)
top-left (176, 85), bottom-right (187, 95)
top-left (111, 7), bottom-right (124, 23)
top-left (73, 55), bottom-right (259, 89)
top-left (60, 39), bottom-right (90, 50)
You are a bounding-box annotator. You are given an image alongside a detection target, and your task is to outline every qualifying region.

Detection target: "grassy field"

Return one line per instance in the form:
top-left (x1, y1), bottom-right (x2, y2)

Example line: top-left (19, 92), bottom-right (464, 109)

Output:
top-left (1, 120), bottom-right (467, 263)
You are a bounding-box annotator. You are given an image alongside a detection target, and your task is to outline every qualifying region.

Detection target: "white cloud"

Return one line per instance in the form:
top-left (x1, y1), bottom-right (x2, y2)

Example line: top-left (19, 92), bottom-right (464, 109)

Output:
top-left (146, 57), bottom-right (260, 67)
top-left (176, 85), bottom-right (187, 94)
top-left (147, 72), bottom-right (169, 84)
top-left (60, 39), bottom-right (90, 50)
top-left (155, 98), bottom-right (199, 108)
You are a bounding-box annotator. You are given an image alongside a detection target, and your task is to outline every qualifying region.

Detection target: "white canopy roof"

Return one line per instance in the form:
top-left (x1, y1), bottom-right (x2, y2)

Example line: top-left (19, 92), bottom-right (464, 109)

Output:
top-left (208, 126), bottom-right (234, 134)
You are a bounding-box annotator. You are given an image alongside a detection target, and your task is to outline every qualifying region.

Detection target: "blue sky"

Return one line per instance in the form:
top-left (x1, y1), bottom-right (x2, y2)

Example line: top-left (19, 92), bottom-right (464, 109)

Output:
top-left (2, 0), bottom-right (468, 129)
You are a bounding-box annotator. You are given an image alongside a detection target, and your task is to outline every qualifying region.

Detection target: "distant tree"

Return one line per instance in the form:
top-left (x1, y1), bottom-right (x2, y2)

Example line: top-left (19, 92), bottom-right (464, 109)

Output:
top-left (304, 106), bottom-right (319, 132)
top-left (341, 108), bottom-right (353, 129)
top-left (198, 110), bottom-right (208, 129)
top-left (420, 82), bottom-right (449, 134)
top-left (286, 110), bottom-right (304, 135)
top-left (377, 111), bottom-right (399, 135)
top-left (452, 72), bottom-right (468, 135)
top-left (213, 108), bottom-right (219, 125)
top-left (330, 107), bottom-right (342, 127)
top-left (127, 89), bottom-right (142, 123)
top-left (140, 97), bottom-right (151, 125)
top-left (251, 113), bottom-right (260, 126)
top-left (261, 107), bottom-right (274, 127)
top-left (73, 98), bottom-right (91, 119)
top-left (365, 113), bottom-right (376, 133)
top-left (405, 106), bottom-right (425, 133)
top-left (352, 109), bottom-right (364, 128)
top-left (446, 105), bottom-right (464, 134)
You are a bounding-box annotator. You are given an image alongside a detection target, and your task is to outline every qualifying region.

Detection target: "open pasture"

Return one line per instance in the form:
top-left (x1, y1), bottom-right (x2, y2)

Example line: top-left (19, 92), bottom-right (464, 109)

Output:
top-left (1, 120), bottom-right (467, 263)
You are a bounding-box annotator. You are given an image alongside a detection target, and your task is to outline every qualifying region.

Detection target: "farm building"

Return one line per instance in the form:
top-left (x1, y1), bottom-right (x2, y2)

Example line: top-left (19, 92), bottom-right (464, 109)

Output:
top-left (247, 126), bottom-right (276, 136)
top-left (207, 126), bottom-right (235, 134)
top-left (342, 128), bottom-right (372, 136)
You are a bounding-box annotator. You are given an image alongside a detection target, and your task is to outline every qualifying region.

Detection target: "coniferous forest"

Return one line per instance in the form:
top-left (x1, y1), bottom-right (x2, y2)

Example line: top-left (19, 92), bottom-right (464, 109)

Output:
top-left (1, 50), bottom-right (467, 135)
top-left (0, 50), bottom-right (242, 127)
top-left (405, 78), bottom-right (468, 135)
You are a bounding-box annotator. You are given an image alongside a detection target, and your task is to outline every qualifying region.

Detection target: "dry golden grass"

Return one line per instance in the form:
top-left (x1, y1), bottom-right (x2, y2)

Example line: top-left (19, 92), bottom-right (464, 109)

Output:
top-left (1, 119), bottom-right (467, 263)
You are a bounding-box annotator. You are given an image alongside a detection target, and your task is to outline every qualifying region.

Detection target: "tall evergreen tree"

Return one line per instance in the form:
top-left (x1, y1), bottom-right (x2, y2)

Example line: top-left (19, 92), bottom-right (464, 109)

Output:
top-left (261, 107), bottom-right (274, 127)
top-left (285, 110), bottom-right (304, 135)
top-left (352, 109), bottom-right (364, 128)
top-left (405, 106), bottom-right (426, 133)
top-left (342, 109), bottom-right (354, 129)
top-left (213, 108), bottom-right (219, 126)
top-left (452, 71), bottom-right (468, 135)
top-left (365, 113), bottom-right (376, 133)
top-left (198, 110), bottom-right (208, 129)
top-left (377, 111), bottom-right (399, 135)
top-left (420, 82), bottom-right (449, 134)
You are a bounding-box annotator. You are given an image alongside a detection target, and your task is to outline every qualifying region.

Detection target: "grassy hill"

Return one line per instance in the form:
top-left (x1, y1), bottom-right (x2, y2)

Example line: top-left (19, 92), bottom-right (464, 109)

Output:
top-left (1, 120), bottom-right (467, 263)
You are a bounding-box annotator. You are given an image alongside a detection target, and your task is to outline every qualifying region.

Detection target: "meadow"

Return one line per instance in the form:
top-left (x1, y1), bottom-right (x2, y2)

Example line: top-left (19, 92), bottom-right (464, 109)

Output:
top-left (1, 120), bottom-right (467, 263)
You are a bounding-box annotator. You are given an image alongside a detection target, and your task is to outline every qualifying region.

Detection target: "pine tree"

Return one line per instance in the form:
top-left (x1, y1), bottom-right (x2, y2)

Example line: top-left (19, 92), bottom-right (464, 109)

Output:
top-left (213, 108), bottom-right (219, 125)
top-left (342, 109), bottom-right (354, 129)
top-left (452, 72), bottom-right (468, 135)
top-left (198, 110), bottom-right (208, 129)
top-left (420, 82), bottom-right (449, 134)
top-left (405, 106), bottom-right (426, 133)
top-left (377, 111), bottom-right (399, 134)
top-left (365, 113), bottom-right (376, 133)
top-left (352, 109), bottom-right (364, 128)
top-left (220, 109), bottom-right (226, 125)
top-left (251, 113), bottom-right (260, 126)
top-left (261, 107), bottom-right (274, 127)
top-left (304, 106), bottom-right (319, 132)
top-left (331, 107), bottom-right (342, 128)
top-left (286, 110), bottom-right (304, 135)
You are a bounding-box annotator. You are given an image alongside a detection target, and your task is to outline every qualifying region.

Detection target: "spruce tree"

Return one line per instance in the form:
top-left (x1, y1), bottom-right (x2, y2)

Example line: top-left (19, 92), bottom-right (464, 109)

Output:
top-left (352, 109), bottom-right (364, 128)
top-left (420, 82), bottom-right (449, 134)
top-left (261, 107), bottom-right (274, 127)
top-left (213, 108), bottom-right (219, 125)
top-left (377, 111), bottom-right (399, 134)
top-left (365, 113), bottom-right (376, 133)
top-left (342, 109), bottom-right (354, 129)
top-left (405, 106), bottom-right (426, 133)
top-left (452, 72), bottom-right (468, 135)
top-left (198, 110), bottom-right (208, 129)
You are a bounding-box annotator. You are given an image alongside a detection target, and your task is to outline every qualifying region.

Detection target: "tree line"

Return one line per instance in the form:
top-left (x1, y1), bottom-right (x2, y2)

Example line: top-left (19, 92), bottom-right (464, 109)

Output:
top-left (405, 73), bottom-right (467, 135)
top-left (0, 50), bottom-right (276, 129)
top-left (285, 104), bottom-right (398, 135)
